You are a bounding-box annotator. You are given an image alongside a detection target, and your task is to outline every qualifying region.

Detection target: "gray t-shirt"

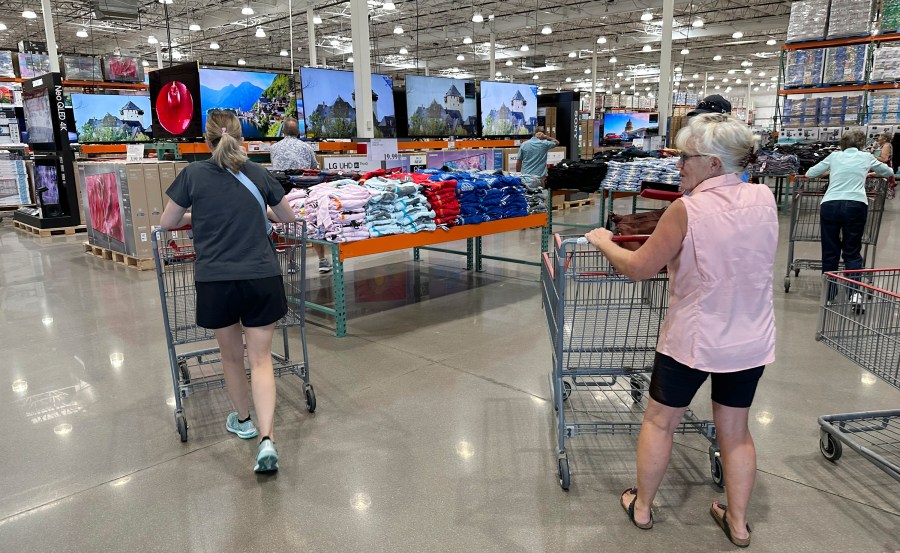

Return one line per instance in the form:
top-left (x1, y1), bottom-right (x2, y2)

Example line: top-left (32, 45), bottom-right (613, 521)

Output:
top-left (166, 160), bottom-right (285, 282)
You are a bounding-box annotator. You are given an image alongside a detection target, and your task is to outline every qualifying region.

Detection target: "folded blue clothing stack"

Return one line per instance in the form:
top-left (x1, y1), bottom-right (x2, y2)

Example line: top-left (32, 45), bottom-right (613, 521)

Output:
top-left (600, 159), bottom-right (681, 192)
top-left (484, 176), bottom-right (528, 220)
top-left (364, 177), bottom-right (437, 237)
top-left (456, 177), bottom-right (489, 225)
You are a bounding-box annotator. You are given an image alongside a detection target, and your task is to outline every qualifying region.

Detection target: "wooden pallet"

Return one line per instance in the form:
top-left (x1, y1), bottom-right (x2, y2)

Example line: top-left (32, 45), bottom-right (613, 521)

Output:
top-left (83, 242), bottom-right (155, 271)
top-left (552, 198), bottom-right (596, 211)
top-left (14, 220), bottom-right (87, 237)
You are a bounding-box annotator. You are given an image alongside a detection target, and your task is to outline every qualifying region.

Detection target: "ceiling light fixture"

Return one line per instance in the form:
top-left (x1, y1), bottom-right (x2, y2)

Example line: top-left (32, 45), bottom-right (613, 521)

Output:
top-left (675, 66), bottom-right (682, 72)
top-left (533, 74), bottom-right (539, 80)
top-left (142, 60), bottom-right (149, 67)
top-left (597, 36), bottom-right (607, 44)
top-left (238, 58), bottom-right (246, 65)
top-left (565, 77), bottom-right (571, 82)
top-left (541, 25), bottom-right (552, 35)
top-left (242, 6), bottom-right (254, 15)
top-left (770, 76), bottom-right (777, 81)
top-left (713, 54), bottom-right (722, 61)
top-left (456, 54), bottom-right (465, 61)
top-left (722, 78), bottom-right (729, 82)
top-left (643, 44), bottom-right (652, 52)
top-left (692, 18), bottom-right (704, 28)
top-left (189, 23), bottom-right (201, 32)
top-left (210, 41), bottom-right (220, 49)
top-left (688, 83), bottom-right (694, 87)
top-left (472, 12), bottom-right (483, 23)
top-left (708, 75), bottom-right (715, 80)
top-left (382, 1), bottom-right (396, 9)
top-left (753, 86), bottom-right (759, 91)
top-left (255, 27), bottom-right (266, 38)
top-left (741, 60), bottom-right (752, 67)
top-left (692, 73), bottom-right (699, 79)
top-left (584, 68), bottom-right (591, 74)
top-left (714, 85), bottom-right (721, 90)
top-left (158, 0), bottom-right (173, 4)
top-left (505, 59), bottom-right (513, 66)
top-left (313, 14), bottom-right (322, 24)
top-left (616, 71), bottom-right (623, 77)
top-left (394, 25), bottom-right (403, 34)
top-left (736, 78), bottom-right (743, 84)
top-left (569, 51), bottom-right (577, 58)
top-left (0, 23), bottom-right (6, 31)
top-left (148, 35), bottom-right (159, 44)
top-left (766, 39), bottom-right (777, 46)
top-left (76, 29), bottom-right (88, 38)
top-left (732, 31), bottom-right (743, 38)
top-left (728, 69), bottom-right (736, 75)
top-left (758, 71), bottom-right (766, 77)
top-left (22, 9), bottom-right (37, 19)
top-left (745, 68), bottom-right (752, 74)
top-left (463, 36), bottom-right (472, 44)
top-left (495, 71), bottom-right (502, 77)
top-left (347, 56), bottom-right (354, 63)
top-left (609, 56), bottom-right (617, 63)
top-left (280, 49), bottom-right (288, 56)
top-left (681, 48), bottom-right (690, 55)
top-left (641, 12), bottom-right (653, 21)
top-left (614, 83), bottom-right (620, 89)
top-left (399, 46), bottom-right (408, 54)
top-left (520, 44), bottom-right (529, 51)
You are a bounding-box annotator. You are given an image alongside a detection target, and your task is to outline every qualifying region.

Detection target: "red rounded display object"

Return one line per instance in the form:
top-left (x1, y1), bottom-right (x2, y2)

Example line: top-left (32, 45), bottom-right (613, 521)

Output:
top-left (156, 81), bottom-right (194, 135)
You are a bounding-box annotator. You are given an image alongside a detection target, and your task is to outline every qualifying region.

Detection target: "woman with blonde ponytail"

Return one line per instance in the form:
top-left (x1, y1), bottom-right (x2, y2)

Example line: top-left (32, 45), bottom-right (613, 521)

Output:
top-left (160, 109), bottom-right (296, 474)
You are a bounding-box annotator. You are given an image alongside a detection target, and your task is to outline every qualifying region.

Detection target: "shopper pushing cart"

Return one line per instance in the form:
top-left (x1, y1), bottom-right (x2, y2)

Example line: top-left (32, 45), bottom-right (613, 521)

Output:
top-left (158, 110), bottom-right (313, 474)
top-left (582, 113), bottom-right (778, 547)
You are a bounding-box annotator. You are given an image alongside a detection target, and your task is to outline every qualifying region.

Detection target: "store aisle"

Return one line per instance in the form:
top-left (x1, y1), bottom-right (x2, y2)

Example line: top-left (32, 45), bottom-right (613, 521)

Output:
top-left (0, 200), bottom-right (898, 552)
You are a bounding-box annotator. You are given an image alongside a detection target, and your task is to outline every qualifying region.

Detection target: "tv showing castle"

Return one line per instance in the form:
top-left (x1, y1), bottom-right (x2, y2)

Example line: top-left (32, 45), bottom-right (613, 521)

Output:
top-left (405, 75), bottom-right (478, 137)
top-left (300, 67), bottom-right (396, 139)
top-left (71, 93), bottom-right (152, 143)
top-left (480, 81), bottom-right (538, 137)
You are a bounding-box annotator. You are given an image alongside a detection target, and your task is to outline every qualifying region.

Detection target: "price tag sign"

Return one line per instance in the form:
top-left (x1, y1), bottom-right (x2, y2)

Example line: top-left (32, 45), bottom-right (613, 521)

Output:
top-left (409, 154), bottom-right (427, 166)
top-left (126, 144), bottom-right (145, 162)
top-left (366, 138), bottom-right (399, 162)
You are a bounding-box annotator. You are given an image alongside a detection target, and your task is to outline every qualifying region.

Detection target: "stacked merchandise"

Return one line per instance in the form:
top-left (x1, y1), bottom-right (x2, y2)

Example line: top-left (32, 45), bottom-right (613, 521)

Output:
top-left (777, 143), bottom-right (838, 173)
top-left (281, 188), bottom-right (309, 222)
top-left (364, 177), bottom-right (436, 237)
top-left (420, 179), bottom-right (460, 226)
top-left (884, 0), bottom-right (900, 33)
top-left (0, 151), bottom-right (30, 206)
top-left (784, 49), bottom-right (825, 88)
top-left (827, 0), bottom-right (874, 39)
top-left (786, 0), bottom-right (830, 42)
top-left (816, 95), bottom-right (864, 125)
top-left (870, 45), bottom-right (900, 83)
top-left (748, 152), bottom-right (802, 175)
top-left (482, 175), bottom-right (528, 221)
top-left (823, 44), bottom-right (868, 84)
top-left (518, 174), bottom-right (547, 214)
top-left (869, 91), bottom-right (900, 124)
top-left (782, 98), bottom-right (821, 127)
top-left (305, 180), bottom-right (372, 242)
top-left (600, 159), bottom-right (681, 192)
top-left (454, 175), bottom-right (490, 225)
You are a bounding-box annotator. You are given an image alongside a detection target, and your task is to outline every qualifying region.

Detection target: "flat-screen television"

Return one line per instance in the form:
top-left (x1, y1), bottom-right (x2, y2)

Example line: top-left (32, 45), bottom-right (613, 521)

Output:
top-left (199, 68), bottom-right (296, 139)
top-left (296, 97), bottom-right (306, 136)
top-left (0, 83), bottom-right (21, 107)
top-left (603, 112), bottom-right (659, 143)
top-left (300, 67), bottom-right (396, 138)
top-left (16, 53), bottom-right (51, 79)
top-left (0, 51), bottom-right (14, 78)
top-left (405, 75), bottom-right (478, 137)
top-left (62, 55), bottom-right (103, 81)
top-left (479, 81), bottom-right (538, 136)
top-left (149, 62), bottom-right (203, 140)
top-left (103, 56), bottom-right (144, 83)
top-left (71, 93), bottom-right (152, 143)
top-left (22, 86), bottom-right (54, 146)
top-left (34, 162), bottom-right (59, 206)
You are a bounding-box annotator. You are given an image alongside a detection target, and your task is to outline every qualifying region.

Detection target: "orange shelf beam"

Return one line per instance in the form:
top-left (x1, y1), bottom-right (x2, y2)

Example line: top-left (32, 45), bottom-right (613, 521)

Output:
top-left (334, 214), bottom-right (548, 261)
top-left (782, 33), bottom-right (900, 50)
top-left (63, 80), bottom-right (148, 90)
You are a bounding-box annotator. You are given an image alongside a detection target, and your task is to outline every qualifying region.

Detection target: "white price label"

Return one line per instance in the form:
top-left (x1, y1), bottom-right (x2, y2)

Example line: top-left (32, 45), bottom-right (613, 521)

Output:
top-left (409, 154), bottom-right (427, 166)
top-left (366, 138), bottom-right (399, 162)
top-left (126, 144), bottom-right (145, 162)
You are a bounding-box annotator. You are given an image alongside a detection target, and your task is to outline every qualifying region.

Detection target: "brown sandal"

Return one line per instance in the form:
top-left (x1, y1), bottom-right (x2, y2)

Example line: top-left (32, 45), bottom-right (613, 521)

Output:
top-left (620, 487), bottom-right (653, 529)
top-left (710, 501), bottom-right (751, 548)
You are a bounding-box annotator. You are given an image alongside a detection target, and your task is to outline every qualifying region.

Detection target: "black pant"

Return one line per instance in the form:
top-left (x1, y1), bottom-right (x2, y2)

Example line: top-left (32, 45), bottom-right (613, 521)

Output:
top-left (820, 200), bottom-right (868, 299)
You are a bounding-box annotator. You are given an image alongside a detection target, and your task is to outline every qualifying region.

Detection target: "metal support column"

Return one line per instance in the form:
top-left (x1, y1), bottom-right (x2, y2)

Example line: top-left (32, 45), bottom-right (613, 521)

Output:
top-left (40, 0), bottom-right (60, 72)
top-left (475, 237), bottom-right (484, 272)
top-left (590, 43), bottom-right (598, 118)
top-left (466, 238), bottom-right (474, 270)
top-left (658, 0), bottom-right (675, 138)
top-left (307, 7), bottom-right (317, 66)
top-left (541, 189), bottom-right (552, 253)
top-left (350, 0), bottom-right (374, 138)
top-left (331, 246), bottom-right (347, 337)
top-left (489, 32), bottom-right (496, 78)
top-left (413, 246), bottom-right (420, 261)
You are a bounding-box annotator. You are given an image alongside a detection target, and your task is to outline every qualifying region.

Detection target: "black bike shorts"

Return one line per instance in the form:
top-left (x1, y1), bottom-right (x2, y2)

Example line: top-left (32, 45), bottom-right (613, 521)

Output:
top-left (195, 275), bottom-right (287, 329)
top-left (648, 352), bottom-right (765, 409)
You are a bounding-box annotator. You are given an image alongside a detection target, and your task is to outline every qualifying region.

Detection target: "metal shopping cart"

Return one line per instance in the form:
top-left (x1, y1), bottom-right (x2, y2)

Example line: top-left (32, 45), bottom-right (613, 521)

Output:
top-left (816, 269), bottom-right (900, 481)
top-left (542, 234), bottom-right (719, 490)
top-left (784, 177), bottom-right (888, 293)
top-left (152, 222), bottom-right (315, 442)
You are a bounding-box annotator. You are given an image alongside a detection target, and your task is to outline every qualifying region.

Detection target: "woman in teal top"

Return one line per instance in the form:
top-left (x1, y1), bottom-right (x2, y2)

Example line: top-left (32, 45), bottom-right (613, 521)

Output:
top-left (805, 129), bottom-right (893, 302)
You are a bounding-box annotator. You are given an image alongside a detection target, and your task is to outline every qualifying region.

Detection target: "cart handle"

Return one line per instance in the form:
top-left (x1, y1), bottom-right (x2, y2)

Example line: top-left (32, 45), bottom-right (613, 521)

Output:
top-left (640, 189), bottom-right (683, 202)
top-left (824, 270), bottom-right (900, 300)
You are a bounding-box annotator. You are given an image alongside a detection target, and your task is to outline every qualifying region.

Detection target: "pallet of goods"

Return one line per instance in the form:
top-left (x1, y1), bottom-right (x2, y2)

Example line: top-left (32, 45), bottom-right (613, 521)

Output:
top-left (786, 0), bottom-right (831, 43)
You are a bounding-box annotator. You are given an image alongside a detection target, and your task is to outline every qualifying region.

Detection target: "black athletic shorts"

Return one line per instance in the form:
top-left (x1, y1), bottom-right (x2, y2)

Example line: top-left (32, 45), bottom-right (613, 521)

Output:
top-left (195, 275), bottom-right (288, 329)
top-left (648, 352), bottom-right (765, 409)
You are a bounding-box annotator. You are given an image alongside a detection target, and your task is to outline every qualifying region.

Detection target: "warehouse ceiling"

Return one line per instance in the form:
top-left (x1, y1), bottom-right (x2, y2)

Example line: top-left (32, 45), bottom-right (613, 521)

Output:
top-left (0, 0), bottom-right (796, 95)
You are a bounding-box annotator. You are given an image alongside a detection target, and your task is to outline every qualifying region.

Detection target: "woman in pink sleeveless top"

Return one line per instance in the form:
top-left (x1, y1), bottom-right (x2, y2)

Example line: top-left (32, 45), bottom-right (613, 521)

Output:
top-left (586, 113), bottom-right (778, 548)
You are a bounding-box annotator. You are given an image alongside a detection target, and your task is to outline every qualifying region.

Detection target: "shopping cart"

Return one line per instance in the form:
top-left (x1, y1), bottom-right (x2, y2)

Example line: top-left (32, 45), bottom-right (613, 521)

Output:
top-left (542, 234), bottom-right (719, 490)
top-left (784, 177), bottom-right (888, 293)
top-left (816, 269), bottom-right (900, 481)
top-left (152, 221), bottom-right (315, 442)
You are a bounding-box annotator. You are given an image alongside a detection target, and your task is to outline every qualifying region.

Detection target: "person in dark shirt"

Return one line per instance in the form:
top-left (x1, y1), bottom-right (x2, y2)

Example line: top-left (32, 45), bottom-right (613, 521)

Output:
top-left (160, 110), bottom-right (296, 474)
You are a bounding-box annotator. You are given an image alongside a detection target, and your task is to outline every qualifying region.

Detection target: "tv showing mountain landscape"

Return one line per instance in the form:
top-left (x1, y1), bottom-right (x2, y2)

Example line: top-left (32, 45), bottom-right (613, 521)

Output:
top-left (200, 69), bottom-right (296, 139)
top-left (300, 67), bottom-right (396, 138)
top-left (405, 75), bottom-right (477, 137)
top-left (72, 93), bottom-right (151, 143)
top-left (479, 81), bottom-right (538, 136)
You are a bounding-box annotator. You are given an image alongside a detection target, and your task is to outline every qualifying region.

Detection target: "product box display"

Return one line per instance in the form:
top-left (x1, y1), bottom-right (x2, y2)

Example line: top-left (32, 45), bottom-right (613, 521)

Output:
top-left (822, 44), bottom-right (868, 84)
top-left (61, 55), bottom-right (103, 81)
top-left (784, 49), bottom-right (825, 88)
top-left (827, 0), bottom-right (874, 39)
top-left (0, 108), bottom-right (21, 144)
top-left (0, 155), bottom-right (30, 206)
top-left (78, 161), bottom-right (153, 257)
top-left (869, 45), bottom-right (900, 83)
top-left (869, 91), bottom-right (900, 124)
top-left (782, 98), bottom-right (821, 127)
top-left (154, 162), bottom-right (177, 228)
top-left (15, 53), bottom-right (51, 79)
top-left (866, 124), bottom-right (894, 141)
top-left (0, 50), bottom-right (15, 78)
top-left (103, 56), bottom-right (144, 83)
top-left (884, 0), bottom-right (900, 33)
top-left (820, 127), bottom-right (843, 142)
top-left (786, 0), bottom-right (830, 42)
top-left (0, 82), bottom-right (22, 108)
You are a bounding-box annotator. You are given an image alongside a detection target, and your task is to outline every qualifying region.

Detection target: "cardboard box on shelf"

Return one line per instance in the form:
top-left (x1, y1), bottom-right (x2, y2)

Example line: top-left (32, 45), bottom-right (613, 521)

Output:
top-left (125, 163), bottom-right (152, 259)
top-left (154, 162), bottom-right (176, 228)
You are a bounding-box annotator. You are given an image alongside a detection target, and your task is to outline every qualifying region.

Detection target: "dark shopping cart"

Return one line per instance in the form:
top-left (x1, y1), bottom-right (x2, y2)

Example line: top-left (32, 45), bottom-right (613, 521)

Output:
top-left (784, 177), bottom-right (888, 293)
top-left (152, 222), bottom-right (315, 442)
top-left (816, 269), bottom-right (900, 482)
top-left (542, 234), bottom-right (719, 490)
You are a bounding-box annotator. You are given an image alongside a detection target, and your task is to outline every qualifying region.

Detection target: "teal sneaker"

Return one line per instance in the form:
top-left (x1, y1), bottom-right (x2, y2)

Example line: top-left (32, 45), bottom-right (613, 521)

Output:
top-left (225, 412), bottom-right (258, 439)
top-left (254, 438), bottom-right (279, 473)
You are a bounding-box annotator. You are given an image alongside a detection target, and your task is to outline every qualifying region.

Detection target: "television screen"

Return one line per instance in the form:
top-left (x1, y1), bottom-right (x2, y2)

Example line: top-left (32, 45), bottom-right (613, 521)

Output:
top-left (300, 67), bottom-right (396, 138)
top-left (34, 163), bottom-right (59, 205)
top-left (23, 88), bottom-right (54, 146)
top-left (296, 97), bottom-right (306, 136)
top-left (405, 75), bottom-right (478, 137)
top-left (0, 83), bottom-right (21, 108)
top-left (479, 81), bottom-right (538, 136)
top-left (0, 51), bottom-right (14, 78)
top-left (602, 112), bottom-right (659, 143)
top-left (103, 56), bottom-right (144, 83)
top-left (71, 93), bottom-right (152, 143)
top-left (149, 62), bottom-right (203, 140)
top-left (84, 171), bottom-right (124, 243)
top-left (199, 68), bottom-right (296, 139)
top-left (16, 53), bottom-right (51, 79)
top-left (62, 55), bottom-right (103, 81)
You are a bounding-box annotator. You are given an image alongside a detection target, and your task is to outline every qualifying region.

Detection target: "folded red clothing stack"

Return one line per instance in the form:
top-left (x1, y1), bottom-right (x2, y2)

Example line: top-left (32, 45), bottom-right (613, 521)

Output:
top-left (421, 180), bottom-right (460, 226)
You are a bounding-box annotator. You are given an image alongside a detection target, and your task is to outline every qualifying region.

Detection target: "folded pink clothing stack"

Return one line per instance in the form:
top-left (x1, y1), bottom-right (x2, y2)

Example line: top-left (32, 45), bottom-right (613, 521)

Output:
top-left (305, 180), bottom-right (373, 242)
top-left (271, 188), bottom-right (309, 234)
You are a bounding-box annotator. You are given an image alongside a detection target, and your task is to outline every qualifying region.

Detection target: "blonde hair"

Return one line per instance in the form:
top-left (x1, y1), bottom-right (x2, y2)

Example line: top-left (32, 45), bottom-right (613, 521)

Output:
top-left (206, 110), bottom-right (247, 173)
top-left (879, 132), bottom-right (892, 143)
top-left (675, 113), bottom-right (759, 173)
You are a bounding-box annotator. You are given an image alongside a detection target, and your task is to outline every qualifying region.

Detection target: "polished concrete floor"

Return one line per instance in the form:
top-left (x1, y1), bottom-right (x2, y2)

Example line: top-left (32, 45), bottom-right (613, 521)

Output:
top-left (1, 195), bottom-right (899, 552)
